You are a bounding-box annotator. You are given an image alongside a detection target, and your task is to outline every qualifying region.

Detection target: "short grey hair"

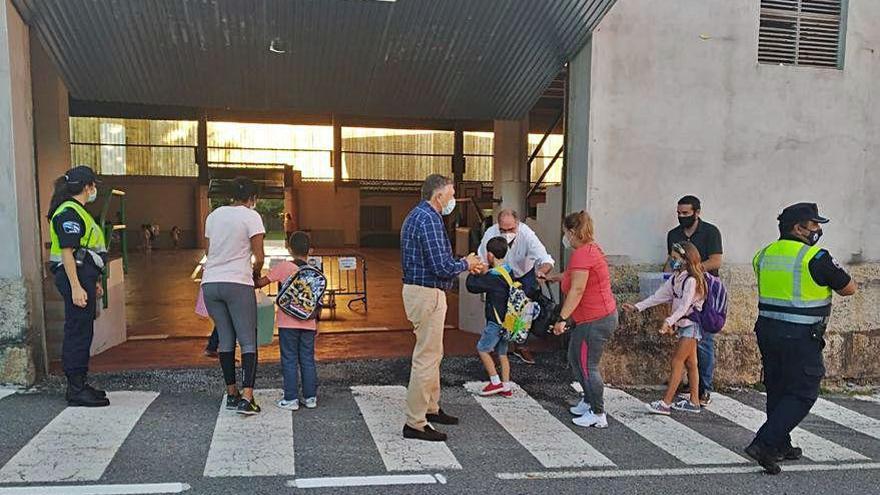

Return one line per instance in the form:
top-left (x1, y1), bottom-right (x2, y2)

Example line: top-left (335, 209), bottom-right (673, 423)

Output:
top-left (421, 174), bottom-right (453, 201)
top-left (497, 209), bottom-right (519, 223)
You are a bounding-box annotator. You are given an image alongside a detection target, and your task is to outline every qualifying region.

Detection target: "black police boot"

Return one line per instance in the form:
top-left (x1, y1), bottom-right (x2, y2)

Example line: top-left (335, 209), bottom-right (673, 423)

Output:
top-left (776, 445), bottom-right (803, 461)
top-left (66, 374), bottom-right (110, 407)
top-left (745, 440), bottom-right (781, 475)
top-left (83, 374), bottom-right (107, 399)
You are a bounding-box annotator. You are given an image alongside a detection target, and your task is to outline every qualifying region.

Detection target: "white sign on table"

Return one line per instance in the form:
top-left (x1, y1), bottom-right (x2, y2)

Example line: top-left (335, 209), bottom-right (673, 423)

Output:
top-left (338, 256), bottom-right (358, 271)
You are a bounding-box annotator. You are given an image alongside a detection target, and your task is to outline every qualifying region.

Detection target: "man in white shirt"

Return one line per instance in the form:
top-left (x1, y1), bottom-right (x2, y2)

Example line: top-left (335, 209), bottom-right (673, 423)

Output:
top-left (477, 209), bottom-right (554, 364)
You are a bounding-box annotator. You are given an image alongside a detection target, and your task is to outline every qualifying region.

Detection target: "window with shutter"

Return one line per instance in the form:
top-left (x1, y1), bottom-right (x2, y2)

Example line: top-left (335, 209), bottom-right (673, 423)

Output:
top-left (759, 0), bottom-right (846, 69)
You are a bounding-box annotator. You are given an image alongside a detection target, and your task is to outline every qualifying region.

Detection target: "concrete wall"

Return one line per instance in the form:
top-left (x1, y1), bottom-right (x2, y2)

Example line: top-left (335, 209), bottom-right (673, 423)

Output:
top-left (584, 0), bottom-right (879, 264)
top-left (0, 0), bottom-right (41, 385)
top-left (360, 192), bottom-right (419, 231)
top-left (98, 176), bottom-right (200, 249)
top-left (296, 182), bottom-right (360, 247)
top-left (31, 33), bottom-right (70, 263)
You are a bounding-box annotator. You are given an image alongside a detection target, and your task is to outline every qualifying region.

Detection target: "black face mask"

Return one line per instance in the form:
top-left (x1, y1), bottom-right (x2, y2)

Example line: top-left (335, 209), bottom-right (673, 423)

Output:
top-left (678, 215), bottom-right (697, 229)
top-left (806, 227), bottom-right (823, 246)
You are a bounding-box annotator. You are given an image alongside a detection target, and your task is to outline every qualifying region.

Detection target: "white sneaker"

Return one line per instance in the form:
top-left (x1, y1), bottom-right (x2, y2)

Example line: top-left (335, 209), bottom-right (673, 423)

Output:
top-left (572, 410), bottom-right (608, 429)
top-left (277, 399), bottom-right (299, 411)
top-left (569, 399), bottom-right (591, 416)
top-left (304, 397), bottom-right (317, 409)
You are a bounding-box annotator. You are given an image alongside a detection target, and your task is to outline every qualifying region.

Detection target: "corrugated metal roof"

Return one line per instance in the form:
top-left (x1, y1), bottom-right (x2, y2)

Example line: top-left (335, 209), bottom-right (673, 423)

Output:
top-left (14, 0), bottom-right (615, 120)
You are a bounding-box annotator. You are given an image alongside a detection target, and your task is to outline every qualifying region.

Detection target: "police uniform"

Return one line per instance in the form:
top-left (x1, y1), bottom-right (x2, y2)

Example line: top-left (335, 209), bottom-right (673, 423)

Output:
top-left (747, 203), bottom-right (852, 473)
top-left (49, 166), bottom-right (109, 407)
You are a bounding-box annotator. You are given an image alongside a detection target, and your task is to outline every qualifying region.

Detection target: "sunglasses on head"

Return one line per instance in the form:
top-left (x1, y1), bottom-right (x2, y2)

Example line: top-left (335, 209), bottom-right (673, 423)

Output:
top-left (671, 243), bottom-right (687, 257)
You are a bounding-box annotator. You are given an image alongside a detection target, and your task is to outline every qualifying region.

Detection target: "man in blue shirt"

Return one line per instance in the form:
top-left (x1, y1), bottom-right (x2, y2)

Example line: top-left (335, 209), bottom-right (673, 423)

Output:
top-left (401, 174), bottom-right (481, 442)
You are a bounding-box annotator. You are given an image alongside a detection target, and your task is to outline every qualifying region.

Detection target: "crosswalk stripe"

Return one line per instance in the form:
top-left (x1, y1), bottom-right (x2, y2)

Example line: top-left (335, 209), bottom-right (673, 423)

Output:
top-left (0, 391), bottom-right (159, 483)
top-left (0, 389), bottom-right (15, 402)
top-left (576, 384), bottom-right (746, 465)
top-left (709, 393), bottom-right (868, 462)
top-left (855, 395), bottom-right (880, 405)
top-left (0, 482), bottom-right (191, 494)
top-left (350, 385), bottom-right (461, 472)
top-left (203, 389), bottom-right (295, 478)
top-left (464, 382), bottom-right (614, 468)
top-left (809, 398), bottom-right (880, 441)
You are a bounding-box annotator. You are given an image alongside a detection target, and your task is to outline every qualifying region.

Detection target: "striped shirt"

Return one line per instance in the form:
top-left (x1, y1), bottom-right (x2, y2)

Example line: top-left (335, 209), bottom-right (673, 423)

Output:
top-left (401, 201), bottom-right (467, 290)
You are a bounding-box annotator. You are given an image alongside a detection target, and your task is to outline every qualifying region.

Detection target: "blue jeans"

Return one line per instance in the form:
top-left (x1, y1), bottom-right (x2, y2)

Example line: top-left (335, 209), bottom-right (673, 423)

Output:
top-left (697, 331), bottom-right (715, 395)
top-left (279, 328), bottom-right (317, 401)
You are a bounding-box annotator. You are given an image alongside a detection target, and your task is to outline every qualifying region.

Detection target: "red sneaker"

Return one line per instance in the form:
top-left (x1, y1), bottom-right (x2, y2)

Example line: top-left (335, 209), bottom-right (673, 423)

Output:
top-left (480, 382), bottom-right (505, 396)
top-left (499, 388), bottom-right (513, 398)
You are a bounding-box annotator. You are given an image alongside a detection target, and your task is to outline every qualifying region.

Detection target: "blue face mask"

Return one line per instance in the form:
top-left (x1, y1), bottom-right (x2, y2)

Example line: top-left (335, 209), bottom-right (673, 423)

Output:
top-left (670, 259), bottom-right (684, 271)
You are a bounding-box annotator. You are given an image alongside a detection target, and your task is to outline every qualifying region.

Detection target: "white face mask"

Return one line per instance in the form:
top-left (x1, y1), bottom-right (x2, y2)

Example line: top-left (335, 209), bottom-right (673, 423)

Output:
top-left (86, 188), bottom-right (98, 204)
top-left (562, 234), bottom-right (572, 249)
top-left (441, 197), bottom-right (456, 216)
top-left (503, 232), bottom-right (517, 245)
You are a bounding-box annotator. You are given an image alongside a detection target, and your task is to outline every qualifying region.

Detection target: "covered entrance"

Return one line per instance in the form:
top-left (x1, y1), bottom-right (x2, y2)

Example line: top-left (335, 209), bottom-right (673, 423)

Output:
top-left (7, 0), bottom-right (614, 375)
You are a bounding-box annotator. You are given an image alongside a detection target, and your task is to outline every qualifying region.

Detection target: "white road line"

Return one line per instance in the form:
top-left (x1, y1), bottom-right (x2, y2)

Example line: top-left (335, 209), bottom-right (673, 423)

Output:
top-left (288, 474), bottom-right (440, 489)
top-left (203, 389), bottom-right (295, 478)
top-left (0, 389), bottom-right (15, 402)
top-left (0, 483), bottom-right (190, 494)
top-left (855, 395), bottom-right (880, 405)
top-left (809, 397), bottom-right (880, 441)
top-left (350, 385), bottom-right (461, 472)
top-left (0, 391), bottom-right (159, 483)
top-left (496, 462), bottom-right (880, 480)
top-left (578, 385), bottom-right (746, 465)
top-left (464, 382), bottom-right (614, 468)
top-left (709, 393), bottom-right (867, 462)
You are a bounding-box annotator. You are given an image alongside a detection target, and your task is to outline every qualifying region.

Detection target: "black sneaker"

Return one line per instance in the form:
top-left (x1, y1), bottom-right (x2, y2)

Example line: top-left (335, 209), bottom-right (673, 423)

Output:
top-left (225, 393), bottom-right (241, 410)
top-left (403, 424), bottom-right (447, 442)
top-left (236, 397), bottom-right (261, 415)
top-left (745, 441), bottom-right (782, 475)
top-left (426, 408), bottom-right (459, 425)
top-left (776, 445), bottom-right (803, 461)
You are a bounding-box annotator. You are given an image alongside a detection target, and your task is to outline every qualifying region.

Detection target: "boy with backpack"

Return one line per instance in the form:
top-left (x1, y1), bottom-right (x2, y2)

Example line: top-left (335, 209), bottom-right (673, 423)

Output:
top-left (466, 236), bottom-right (519, 397)
top-left (255, 231), bottom-right (323, 410)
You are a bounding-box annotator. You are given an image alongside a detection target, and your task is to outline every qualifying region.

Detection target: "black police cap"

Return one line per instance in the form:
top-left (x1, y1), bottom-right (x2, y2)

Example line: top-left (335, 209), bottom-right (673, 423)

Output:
top-left (777, 202), bottom-right (829, 225)
top-left (65, 165), bottom-right (99, 185)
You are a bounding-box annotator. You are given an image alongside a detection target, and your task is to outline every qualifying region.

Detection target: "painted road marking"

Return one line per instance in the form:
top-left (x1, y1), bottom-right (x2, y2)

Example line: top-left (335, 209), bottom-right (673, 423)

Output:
top-left (350, 385), bottom-right (461, 472)
top-left (710, 393), bottom-right (867, 462)
top-left (0, 392), bottom-right (159, 483)
top-left (465, 381), bottom-right (614, 468)
top-left (496, 462), bottom-right (880, 480)
top-left (288, 474), bottom-right (442, 489)
top-left (203, 389), bottom-right (295, 477)
top-left (0, 483), bottom-right (190, 494)
top-left (578, 385), bottom-right (746, 465)
top-left (0, 389), bottom-right (15, 402)
top-left (810, 397), bottom-right (880, 441)
top-left (854, 395), bottom-right (880, 405)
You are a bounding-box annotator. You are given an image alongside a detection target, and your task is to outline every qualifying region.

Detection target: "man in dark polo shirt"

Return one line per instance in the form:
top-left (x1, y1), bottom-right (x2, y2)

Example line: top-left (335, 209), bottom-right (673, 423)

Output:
top-left (665, 195), bottom-right (723, 406)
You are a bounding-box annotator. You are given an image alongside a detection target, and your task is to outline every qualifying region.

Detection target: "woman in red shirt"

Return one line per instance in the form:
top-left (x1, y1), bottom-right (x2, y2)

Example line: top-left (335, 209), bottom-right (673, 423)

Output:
top-left (551, 211), bottom-right (618, 429)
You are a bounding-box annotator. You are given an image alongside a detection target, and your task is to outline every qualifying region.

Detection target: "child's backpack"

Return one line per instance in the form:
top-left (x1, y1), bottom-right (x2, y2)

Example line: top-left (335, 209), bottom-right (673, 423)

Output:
top-left (276, 260), bottom-right (327, 320)
top-left (492, 266), bottom-right (541, 345)
top-left (689, 273), bottom-right (728, 334)
top-left (526, 283), bottom-right (559, 339)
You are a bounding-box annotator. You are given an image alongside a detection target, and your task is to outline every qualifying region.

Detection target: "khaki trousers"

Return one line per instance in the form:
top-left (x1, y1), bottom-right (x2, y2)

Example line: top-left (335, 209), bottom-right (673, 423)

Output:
top-left (403, 284), bottom-right (448, 430)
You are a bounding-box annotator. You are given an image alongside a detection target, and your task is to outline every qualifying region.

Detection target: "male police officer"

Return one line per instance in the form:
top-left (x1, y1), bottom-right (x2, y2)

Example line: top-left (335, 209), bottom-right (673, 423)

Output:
top-left (745, 203), bottom-right (856, 474)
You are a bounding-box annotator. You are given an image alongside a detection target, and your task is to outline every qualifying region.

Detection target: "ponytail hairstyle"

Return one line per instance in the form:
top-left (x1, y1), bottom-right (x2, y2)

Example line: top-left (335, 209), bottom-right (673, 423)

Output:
top-left (673, 242), bottom-right (707, 299)
top-left (46, 174), bottom-right (89, 221)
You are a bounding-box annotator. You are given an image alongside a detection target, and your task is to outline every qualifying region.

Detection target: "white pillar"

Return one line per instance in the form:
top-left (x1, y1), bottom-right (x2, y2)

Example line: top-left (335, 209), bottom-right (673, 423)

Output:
top-left (492, 117), bottom-right (529, 217)
top-left (565, 39), bottom-right (591, 216)
top-left (0, 0), bottom-right (42, 384)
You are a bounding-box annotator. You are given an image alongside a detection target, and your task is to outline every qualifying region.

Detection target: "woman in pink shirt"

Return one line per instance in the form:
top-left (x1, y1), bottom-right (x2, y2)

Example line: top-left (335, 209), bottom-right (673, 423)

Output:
top-left (623, 242), bottom-right (707, 415)
top-left (550, 211), bottom-right (618, 430)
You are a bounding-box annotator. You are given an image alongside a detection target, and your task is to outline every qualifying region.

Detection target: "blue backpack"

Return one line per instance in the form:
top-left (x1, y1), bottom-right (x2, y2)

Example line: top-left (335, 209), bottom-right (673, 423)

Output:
top-left (689, 273), bottom-right (728, 334)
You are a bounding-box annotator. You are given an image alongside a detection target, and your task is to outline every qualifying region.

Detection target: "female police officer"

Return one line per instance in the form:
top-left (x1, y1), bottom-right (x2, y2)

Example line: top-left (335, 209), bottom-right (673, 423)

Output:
top-left (47, 165), bottom-right (109, 407)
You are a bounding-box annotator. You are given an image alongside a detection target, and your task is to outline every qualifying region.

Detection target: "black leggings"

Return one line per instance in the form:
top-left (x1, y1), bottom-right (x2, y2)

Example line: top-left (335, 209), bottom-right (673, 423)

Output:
top-left (219, 351), bottom-right (258, 389)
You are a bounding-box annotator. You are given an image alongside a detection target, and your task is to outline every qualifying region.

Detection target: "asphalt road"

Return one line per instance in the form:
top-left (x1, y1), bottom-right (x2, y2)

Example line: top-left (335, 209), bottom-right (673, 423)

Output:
top-left (1, 354), bottom-right (878, 495)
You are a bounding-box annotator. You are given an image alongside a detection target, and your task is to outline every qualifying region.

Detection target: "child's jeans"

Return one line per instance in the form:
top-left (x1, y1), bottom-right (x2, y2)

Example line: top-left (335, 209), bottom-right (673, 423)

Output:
top-left (279, 328), bottom-right (318, 401)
